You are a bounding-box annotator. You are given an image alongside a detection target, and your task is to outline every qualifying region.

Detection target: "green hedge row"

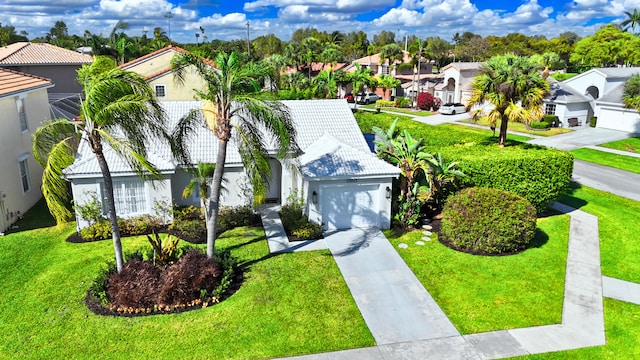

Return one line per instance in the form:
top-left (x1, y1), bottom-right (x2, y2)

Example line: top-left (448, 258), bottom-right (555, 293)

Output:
top-left (452, 147), bottom-right (574, 212)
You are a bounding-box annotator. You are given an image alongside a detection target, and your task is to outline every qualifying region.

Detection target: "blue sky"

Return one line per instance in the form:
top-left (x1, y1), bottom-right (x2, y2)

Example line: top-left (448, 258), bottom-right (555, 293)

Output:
top-left (0, 0), bottom-right (637, 44)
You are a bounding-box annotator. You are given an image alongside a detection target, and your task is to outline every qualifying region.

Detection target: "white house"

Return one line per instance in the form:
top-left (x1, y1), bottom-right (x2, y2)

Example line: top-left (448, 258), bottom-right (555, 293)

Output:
top-left (64, 99), bottom-right (400, 231)
top-left (544, 67), bottom-right (640, 132)
top-left (0, 68), bottom-right (54, 233)
top-left (434, 62), bottom-right (484, 104)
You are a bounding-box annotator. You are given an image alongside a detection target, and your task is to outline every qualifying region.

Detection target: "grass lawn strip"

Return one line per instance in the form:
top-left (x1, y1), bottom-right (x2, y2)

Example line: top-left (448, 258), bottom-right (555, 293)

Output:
top-left (558, 183), bottom-right (640, 283)
top-left (460, 118), bottom-right (573, 137)
top-left (572, 148), bottom-right (640, 175)
top-left (0, 204), bottom-right (373, 359)
top-left (360, 103), bottom-right (433, 116)
top-left (598, 136), bottom-right (640, 154)
top-left (384, 212), bottom-right (569, 334)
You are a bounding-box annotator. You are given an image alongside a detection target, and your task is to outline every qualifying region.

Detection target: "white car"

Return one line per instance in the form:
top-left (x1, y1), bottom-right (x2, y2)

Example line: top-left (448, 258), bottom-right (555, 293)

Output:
top-left (439, 103), bottom-right (466, 115)
top-left (356, 92), bottom-right (381, 104)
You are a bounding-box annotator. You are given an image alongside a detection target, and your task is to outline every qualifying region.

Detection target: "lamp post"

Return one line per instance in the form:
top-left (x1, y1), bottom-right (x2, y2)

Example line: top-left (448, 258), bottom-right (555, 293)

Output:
top-left (246, 21), bottom-right (251, 56)
top-left (164, 11), bottom-right (173, 42)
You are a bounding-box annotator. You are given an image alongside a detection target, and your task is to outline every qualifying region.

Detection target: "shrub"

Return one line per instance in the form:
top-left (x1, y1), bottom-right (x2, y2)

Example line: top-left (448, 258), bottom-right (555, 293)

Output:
top-left (119, 215), bottom-right (162, 236)
top-left (454, 147), bottom-right (573, 212)
top-left (107, 259), bottom-right (162, 309)
top-left (590, 116), bottom-right (597, 127)
top-left (147, 233), bottom-right (181, 266)
top-left (376, 100), bottom-right (395, 108)
top-left (74, 192), bottom-right (104, 226)
top-left (157, 249), bottom-right (222, 306)
top-left (217, 205), bottom-right (261, 234)
top-left (416, 92), bottom-right (434, 110)
top-left (441, 187), bottom-right (537, 254)
top-left (80, 220), bottom-right (112, 241)
top-left (529, 121), bottom-right (550, 129)
top-left (395, 97), bottom-right (412, 108)
top-left (279, 193), bottom-right (323, 240)
top-left (542, 115), bottom-right (559, 127)
top-left (433, 97), bottom-right (442, 111)
top-left (169, 206), bottom-right (206, 240)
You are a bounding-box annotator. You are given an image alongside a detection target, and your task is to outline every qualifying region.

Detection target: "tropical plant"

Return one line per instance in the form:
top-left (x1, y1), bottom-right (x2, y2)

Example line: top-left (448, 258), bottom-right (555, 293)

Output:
top-left (623, 74), bottom-right (640, 111)
top-left (424, 153), bottom-right (464, 210)
top-left (373, 119), bottom-right (432, 228)
top-left (377, 74), bottom-right (400, 100)
top-left (622, 9), bottom-right (640, 33)
top-left (311, 69), bottom-right (337, 98)
top-left (181, 162), bottom-right (223, 224)
top-left (379, 43), bottom-right (404, 70)
top-left (171, 51), bottom-right (298, 258)
top-left (467, 54), bottom-right (549, 147)
top-left (349, 62), bottom-right (374, 108)
top-left (33, 61), bottom-right (168, 272)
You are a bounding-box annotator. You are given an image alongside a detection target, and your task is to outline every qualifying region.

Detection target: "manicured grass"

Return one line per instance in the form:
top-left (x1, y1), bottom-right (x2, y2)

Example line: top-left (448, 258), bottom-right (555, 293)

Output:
top-left (518, 298), bottom-right (640, 359)
top-left (384, 212), bottom-right (570, 334)
top-left (461, 118), bottom-right (573, 137)
top-left (442, 123), bottom-right (533, 142)
top-left (0, 203), bottom-right (373, 359)
top-left (571, 148), bottom-right (640, 175)
top-left (361, 104), bottom-right (433, 116)
top-left (558, 183), bottom-right (640, 283)
top-left (599, 136), bottom-right (640, 154)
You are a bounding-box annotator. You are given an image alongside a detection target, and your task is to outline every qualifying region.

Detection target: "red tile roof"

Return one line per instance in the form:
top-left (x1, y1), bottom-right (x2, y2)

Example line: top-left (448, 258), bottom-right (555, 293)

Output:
top-left (119, 45), bottom-right (216, 70)
top-left (0, 42), bottom-right (93, 65)
top-left (0, 68), bottom-right (53, 98)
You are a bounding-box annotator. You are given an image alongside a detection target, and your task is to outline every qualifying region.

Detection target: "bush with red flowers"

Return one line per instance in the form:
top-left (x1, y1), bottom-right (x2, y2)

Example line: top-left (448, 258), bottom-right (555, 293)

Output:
top-left (417, 92), bottom-right (435, 110)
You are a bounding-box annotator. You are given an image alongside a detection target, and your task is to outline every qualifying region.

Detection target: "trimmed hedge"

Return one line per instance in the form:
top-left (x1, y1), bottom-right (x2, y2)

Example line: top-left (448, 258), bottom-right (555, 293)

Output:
top-left (529, 121), bottom-right (550, 129)
top-left (376, 100), bottom-right (395, 108)
top-left (441, 187), bottom-right (537, 254)
top-left (452, 147), bottom-right (573, 212)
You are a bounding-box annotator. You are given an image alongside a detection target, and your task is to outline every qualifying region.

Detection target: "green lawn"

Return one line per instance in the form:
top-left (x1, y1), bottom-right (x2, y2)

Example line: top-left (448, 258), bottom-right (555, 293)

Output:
top-left (0, 202), bottom-right (373, 359)
top-left (361, 104), bottom-right (433, 116)
top-left (385, 213), bottom-right (569, 334)
top-left (462, 118), bottom-right (573, 137)
top-left (443, 123), bottom-right (533, 142)
top-left (571, 148), bottom-right (640, 175)
top-left (558, 183), bottom-right (640, 283)
top-left (598, 136), bottom-right (640, 154)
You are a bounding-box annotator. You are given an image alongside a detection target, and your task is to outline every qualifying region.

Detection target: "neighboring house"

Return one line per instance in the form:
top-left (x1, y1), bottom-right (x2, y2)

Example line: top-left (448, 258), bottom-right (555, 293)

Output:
top-left (434, 62), bottom-right (484, 104)
top-left (544, 67), bottom-right (640, 132)
top-left (119, 45), bottom-right (210, 101)
top-left (0, 42), bottom-right (93, 120)
top-left (64, 99), bottom-right (400, 231)
top-left (0, 68), bottom-right (54, 233)
top-left (344, 51), bottom-right (433, 98)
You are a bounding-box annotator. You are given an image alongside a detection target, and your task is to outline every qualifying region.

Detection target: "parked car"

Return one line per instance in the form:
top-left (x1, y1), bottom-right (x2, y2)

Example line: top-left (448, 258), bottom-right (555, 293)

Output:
top-left (356, 92), bottom-right (381, 104)
top-left (344, 93), bottom-right (355, 103)
top-left (439, 103), bottom-right (466, 115)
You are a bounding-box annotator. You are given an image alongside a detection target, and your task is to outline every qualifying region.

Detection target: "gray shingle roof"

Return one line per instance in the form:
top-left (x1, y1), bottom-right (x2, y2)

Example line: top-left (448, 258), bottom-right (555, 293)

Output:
top-left (547, 81), bottom-right (590, 104)
top-left (63, 99), bottom-right (398, 180)
top-left (597, 83), bottom-right (625, 104)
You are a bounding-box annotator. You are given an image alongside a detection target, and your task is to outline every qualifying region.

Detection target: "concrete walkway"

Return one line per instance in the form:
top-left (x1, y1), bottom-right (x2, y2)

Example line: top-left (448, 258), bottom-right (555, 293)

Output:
top-left (263, 201), bottom-right (640, 360)
top-left (526, 127), bottom-right (635, 150)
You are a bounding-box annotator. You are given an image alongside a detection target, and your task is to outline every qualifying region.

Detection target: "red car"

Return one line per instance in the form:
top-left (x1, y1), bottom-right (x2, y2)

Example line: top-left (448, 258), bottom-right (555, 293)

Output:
top-left (344, 93), bottom-right (355, 103)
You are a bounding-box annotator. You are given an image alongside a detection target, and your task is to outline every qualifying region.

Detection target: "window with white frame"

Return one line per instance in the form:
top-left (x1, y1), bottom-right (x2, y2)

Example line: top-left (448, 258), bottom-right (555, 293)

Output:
top-left (16, 98), bottom-right (28, 132)
top-left (154, 84), bottom-right (166, 98)
top-left (381, 64), bottom-right (390, 75)
top-left (101, 180), bottom-right (147, 216)
top-left (18, 156), bottom-right (30, 193)
top-left (545, 103), bottom-right (556, 115)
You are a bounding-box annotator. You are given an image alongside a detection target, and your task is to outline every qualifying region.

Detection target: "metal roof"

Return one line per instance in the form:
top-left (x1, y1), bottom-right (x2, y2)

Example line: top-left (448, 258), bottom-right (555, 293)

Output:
top-left (0, 42), bottom-right (93, 65)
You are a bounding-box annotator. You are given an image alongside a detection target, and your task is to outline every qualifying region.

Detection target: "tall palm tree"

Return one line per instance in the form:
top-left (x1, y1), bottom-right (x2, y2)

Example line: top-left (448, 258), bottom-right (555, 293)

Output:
top-left (349, 62), bottom-right (374, 108)
top-left (171, 51), bottom-right (298, 258)
top-left (622, 9), bottom-right (640, 33)
top-left (311, 69), bottom-right (337, 98)
top-left (33, 61), bottom-right (168, 272)
top-left (467, 54), bottom-right (549, 147)
top-left (379, 43), bottom-right (404, 72)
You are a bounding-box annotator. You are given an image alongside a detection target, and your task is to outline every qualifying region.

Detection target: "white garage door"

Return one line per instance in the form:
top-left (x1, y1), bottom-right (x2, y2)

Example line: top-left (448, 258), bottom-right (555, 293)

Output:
top-left (320, 184), bottom-right (380, 230)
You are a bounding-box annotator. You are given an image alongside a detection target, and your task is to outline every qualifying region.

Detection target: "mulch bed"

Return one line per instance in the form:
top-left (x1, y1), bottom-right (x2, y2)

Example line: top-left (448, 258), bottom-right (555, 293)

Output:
top-left (67, 226), bottom-right (205, 244)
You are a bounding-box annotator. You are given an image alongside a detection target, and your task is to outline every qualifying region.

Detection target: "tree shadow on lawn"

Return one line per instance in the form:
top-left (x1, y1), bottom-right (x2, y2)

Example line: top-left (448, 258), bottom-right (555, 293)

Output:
top-left (556, 181), bottom-right (588, 210)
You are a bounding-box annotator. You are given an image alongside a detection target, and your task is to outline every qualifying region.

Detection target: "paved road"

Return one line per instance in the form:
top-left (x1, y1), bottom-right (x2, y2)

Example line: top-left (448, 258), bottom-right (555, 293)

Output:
top-left (573, 160), bottom-right (640, 202)
top-left (527, 127), bottom-right (635, 150)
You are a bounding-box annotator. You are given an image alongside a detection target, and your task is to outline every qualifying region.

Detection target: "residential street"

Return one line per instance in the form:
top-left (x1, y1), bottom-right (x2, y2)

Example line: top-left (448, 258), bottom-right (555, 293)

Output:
top-left (572, 160), bottom-right (640, 202)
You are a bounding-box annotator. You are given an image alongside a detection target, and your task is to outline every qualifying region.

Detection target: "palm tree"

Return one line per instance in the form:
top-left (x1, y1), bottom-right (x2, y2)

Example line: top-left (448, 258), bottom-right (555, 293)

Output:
top-left (467, 54), bottom-right (549, 147)
top-left (171, 51), bottom-right (298, 258)
top-left (379, 43), bottom-right (404, 72)
top-left (181, 163), bottom-right (225, 224)
top-left (349, 62), bottom-right (374, 108)
top-left (377, 74), bottom-right (400, 100)
top-left (33, 60), bottom-right (168, 272)
top-left (622, 9), bottom-right (640, 33)
top-left (311, 69), bottom-right (337, 98)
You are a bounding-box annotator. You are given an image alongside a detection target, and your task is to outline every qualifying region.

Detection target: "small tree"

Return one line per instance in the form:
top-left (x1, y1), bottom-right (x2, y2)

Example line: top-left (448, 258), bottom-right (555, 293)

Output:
top-left (623, 74), bottom-right (640, 111)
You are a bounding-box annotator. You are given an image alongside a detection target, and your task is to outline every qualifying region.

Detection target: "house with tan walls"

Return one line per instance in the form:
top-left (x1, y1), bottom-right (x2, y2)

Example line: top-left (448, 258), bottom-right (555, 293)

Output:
top-left (433, 62), bottom-right (484, 105)
top-left (119, 45), bottom-right (210, 101)
top-left (0, 68), bottom-right (54, 233)
top-left (0, 42), bottom-right (93, 120)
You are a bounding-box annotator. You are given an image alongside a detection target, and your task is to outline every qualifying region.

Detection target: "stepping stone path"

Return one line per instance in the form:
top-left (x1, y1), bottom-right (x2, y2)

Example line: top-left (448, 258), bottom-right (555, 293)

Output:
top-left (421, 237), bottom-right (432, 242)
top-left (422, 224), bottom-right (433, 242)
top-left (398, 243), bottom-right (408, 249)
top-left (415, 241), bottom-right (425, 246)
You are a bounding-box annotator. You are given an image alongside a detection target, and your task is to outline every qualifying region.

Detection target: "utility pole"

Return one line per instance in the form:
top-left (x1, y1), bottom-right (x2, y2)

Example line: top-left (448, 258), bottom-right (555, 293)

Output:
top-left (164, 11), bottom-right (173, 42)
top-left (246, 21), bottom-right (251, 57)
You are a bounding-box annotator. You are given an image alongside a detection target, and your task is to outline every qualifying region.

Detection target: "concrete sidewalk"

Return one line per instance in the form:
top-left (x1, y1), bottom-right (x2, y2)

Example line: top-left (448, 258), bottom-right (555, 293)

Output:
top-left (275, 203), bottom-right (613, 360)
top-left (526, 127), bottom-right (635, 150)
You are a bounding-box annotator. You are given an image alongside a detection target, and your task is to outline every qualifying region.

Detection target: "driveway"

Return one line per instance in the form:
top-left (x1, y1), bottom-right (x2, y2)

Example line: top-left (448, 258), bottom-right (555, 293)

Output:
top-left (573, 160), bottom-right (640, 202)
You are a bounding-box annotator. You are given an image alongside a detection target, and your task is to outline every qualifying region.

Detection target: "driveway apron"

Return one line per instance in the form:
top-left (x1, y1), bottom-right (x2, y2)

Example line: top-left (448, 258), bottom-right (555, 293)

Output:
top-left (323, 228), bottom-right (460, 345)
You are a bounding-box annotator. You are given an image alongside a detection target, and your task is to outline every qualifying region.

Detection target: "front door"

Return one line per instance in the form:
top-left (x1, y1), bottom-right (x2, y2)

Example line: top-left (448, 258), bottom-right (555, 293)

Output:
top-left (266, 158), bottom-right (282, 203)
